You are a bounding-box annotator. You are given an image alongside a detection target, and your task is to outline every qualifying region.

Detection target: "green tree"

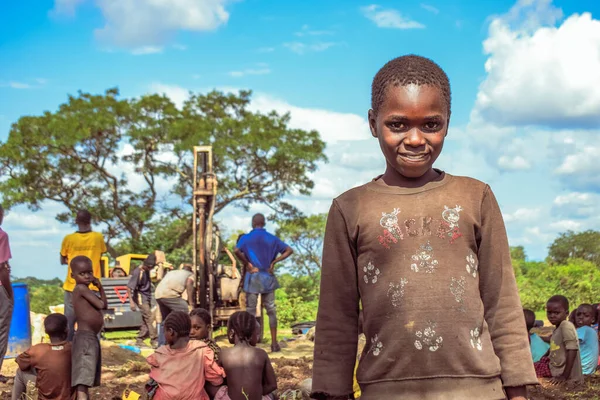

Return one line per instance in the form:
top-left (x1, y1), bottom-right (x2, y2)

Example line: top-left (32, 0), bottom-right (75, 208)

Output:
top-left (0, 89), bottom-right (327, 256)
top-left (275, 213), bottom-right (327, 285)
top-left (510, 246), bottom-right (527, 262)
top-left (547, 230), bottom-right (600, 267)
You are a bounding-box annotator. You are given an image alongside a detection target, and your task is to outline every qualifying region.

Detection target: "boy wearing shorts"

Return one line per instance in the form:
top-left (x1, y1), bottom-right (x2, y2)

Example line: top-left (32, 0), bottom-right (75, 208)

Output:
top-left (71, 256), bottom-right (108, 399)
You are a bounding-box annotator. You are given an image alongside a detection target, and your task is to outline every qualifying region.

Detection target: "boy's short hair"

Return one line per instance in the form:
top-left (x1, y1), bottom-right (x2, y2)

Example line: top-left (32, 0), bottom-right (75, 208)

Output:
top-left (577, 303), bottom-right (595, 314)
top-left (190, 308), bottom-right (211, 326)
top-left (547, 295), bottom-right (569, 311)
top-left (164, 311), bottom-right (191, 337)
top-left (44, 313), bottom-right (68, 336)
top-left (523, 309), bottom-right (536, 331)
top-left (371, 54), bottom-right (451, 116)
top-left (75, 209), bottom-right (92, 225)
top-left (70, 255), bottom-right (92, 272)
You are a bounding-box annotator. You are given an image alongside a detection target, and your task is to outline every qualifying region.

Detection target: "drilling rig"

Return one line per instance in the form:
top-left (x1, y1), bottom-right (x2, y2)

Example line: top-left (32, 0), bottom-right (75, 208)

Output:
top-left (192, 146), bottom-right (245, 331)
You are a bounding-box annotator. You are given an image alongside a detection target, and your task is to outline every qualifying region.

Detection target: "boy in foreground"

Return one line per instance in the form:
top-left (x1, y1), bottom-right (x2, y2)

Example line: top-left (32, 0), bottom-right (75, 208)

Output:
top-left (544, 295), bottom-right (583, 384)
top-left (13, 313), bottom-right (74, 400)
top-left (71, 256), bottom-right (108, 399)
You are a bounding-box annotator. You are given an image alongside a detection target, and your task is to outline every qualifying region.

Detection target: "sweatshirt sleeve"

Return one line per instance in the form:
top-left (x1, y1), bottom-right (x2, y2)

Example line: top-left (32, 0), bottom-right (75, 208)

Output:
top-left (311, 200), bottom-right (359, 398)
top-left (477, 186), bottom-right (538, 387)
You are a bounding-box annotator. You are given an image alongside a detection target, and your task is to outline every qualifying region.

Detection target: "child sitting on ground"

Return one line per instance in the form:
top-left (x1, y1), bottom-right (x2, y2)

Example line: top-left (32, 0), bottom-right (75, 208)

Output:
top-left (215, 311), bottom-right (277, 400)
top-left (190, 308), bottom-right (221, 362)
top-left (71, 256), bottom-right (108, 400)
top-left (147, 311), bottom-right (224, 400)
top-left (311, 54), bottom-right (537, 400)
top-left (536, 295), bottom-right (583, 383)
top-left (12, 313), bottom-right (74, 400)
top-left (574, 304), bottom-right (599, 375)
top-left (524, 309), bottom-right (549, 364)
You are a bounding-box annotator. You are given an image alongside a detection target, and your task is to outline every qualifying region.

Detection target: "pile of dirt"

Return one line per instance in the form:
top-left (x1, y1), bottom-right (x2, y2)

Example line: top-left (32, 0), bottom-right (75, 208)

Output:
top-left (272, 356), bottom-right (313, 393)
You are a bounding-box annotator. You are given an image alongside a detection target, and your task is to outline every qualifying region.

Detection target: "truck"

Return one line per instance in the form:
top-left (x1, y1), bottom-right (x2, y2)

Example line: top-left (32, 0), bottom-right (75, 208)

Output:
top-left (100, 252), bottom-right (168, 330)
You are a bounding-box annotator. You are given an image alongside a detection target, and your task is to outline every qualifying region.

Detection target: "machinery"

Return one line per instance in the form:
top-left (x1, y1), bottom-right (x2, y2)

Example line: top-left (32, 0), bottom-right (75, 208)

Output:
top-left (100, 252), bottom-right (166, 330)
top-left (192, 146), bottom-right (253, 333)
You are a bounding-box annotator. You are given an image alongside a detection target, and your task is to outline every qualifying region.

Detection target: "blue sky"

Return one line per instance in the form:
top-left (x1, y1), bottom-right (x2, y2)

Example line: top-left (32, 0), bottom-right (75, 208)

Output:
top-left (1, 0), bottom-right (600, 279)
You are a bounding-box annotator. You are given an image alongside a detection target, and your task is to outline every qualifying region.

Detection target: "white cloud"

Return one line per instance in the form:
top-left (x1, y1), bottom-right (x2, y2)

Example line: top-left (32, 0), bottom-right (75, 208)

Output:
top-left (503, 208), bottom-right (541, 223)
top-left (93, 0), bottom-right (231, 49)
top-left (549, 219), bottom-right (582, 231)
top-left (49, 0), bottom-right (85, 17)
top-left (257, 47), bottom-right (275, 53)
top-left (173, 44), bottom-right (187, 51)
top-left (420, 3), bottom-right (439, 14)
top-left (228, 67), bottom-right (271, 78)
top-left (361, 5), bottom-right (425, 29)
top-left (131, 46), bottom-right (164, 55)
top-left (9, 82), bottom-right (32, 89)
top-left (295, 25), bottom-right (334, 37)
top-left (149, 82), bottom-right (191, 108)
top-left (146, 83), bottom-right (370, 143)
top-left (475, 0), bottom-right (600, 128)
top-left (284, 42), bottom-right (338, 54)
top-left (497, 155), bottom-right (531, 171)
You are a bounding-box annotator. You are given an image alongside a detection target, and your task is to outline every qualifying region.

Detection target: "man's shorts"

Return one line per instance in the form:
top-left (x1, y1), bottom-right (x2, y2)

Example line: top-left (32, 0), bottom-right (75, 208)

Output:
top-left (72, 330), bottom-right (101, 387)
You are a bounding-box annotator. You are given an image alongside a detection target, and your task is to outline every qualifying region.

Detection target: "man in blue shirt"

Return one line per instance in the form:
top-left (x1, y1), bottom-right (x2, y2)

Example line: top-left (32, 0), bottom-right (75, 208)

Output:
top-left (235, 214), bottom-right (293, 352)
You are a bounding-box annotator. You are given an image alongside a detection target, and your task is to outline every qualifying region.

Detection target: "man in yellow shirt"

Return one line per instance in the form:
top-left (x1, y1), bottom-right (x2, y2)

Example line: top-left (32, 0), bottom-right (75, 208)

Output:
top-left (60, 210), bottom-right (107, 341)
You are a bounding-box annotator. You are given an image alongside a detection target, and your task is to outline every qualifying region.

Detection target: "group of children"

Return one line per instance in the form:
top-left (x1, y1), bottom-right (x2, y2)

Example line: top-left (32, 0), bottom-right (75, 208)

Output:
top-left (12, 255), bottom-right (278, 400)
top-left (525, 296), bottom-right (599, 384)
top-left (147, 309), bottom-right (277, 400)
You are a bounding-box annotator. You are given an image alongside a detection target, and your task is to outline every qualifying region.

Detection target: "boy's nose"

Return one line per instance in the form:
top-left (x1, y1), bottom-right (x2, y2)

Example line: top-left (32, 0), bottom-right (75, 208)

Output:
top-left (404, 128), bottom-right (426, 147)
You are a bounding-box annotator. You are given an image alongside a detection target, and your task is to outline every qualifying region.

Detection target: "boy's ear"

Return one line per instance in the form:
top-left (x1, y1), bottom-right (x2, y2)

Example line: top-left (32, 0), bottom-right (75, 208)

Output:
top-left (368, 109), bottom-right (378, 138)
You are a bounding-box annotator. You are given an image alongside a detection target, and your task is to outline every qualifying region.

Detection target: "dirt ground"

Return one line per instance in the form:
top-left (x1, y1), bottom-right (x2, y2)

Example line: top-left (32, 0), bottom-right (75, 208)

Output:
top-left (1, 335), bottom-right (599, 399)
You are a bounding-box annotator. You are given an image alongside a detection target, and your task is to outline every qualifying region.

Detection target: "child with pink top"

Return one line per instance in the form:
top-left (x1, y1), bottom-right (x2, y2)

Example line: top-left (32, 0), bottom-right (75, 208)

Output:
top-left (147, 311), bottom-right (225, 400)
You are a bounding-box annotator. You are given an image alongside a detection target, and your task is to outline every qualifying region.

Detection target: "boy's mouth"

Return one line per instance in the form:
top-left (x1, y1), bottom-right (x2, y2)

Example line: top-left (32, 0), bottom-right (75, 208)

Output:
top-left (399, 153), bottom-right (430, 162)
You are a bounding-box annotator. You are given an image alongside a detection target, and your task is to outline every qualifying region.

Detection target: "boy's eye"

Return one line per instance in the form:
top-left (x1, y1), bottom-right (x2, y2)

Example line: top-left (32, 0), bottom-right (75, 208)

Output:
top-left (389, 122), bottom-right (406, 131)
top-left (424, 122), bottom-right (440, 130)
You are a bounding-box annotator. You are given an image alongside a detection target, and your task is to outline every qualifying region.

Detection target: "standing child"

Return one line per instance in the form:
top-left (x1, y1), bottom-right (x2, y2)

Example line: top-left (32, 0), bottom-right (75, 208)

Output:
top-left (190, 308), bottom-right (221, 362)
top-left (12, 313), bottom-right (74, 400)
top-left (543, 295), bottom-right (583, 383)
top-left (147, 311), bottom-right (224, 400)
top-left (215, 311), bottom-right (277, 400)
top-left (71, 255), bottom-right (108, 400)
top-left (524, 309), bottom-right (549, 363)
top-left (574, 304), bottom-right (599, 375)
top-left (311, 55), bottom-right (538, 400)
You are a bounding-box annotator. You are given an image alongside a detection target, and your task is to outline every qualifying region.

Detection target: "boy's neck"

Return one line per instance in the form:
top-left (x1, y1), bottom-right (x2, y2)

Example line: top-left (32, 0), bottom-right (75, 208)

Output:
top-left (381, 167), bottom-right (441, 188)
top-left (49, 335), bottom-right (67, 344)
top-left (554, 319), bottom-right (566, 328)
top-left (234, 337), bottom-right (252, 347)
top-left (170, 336), bottom-right (189, 350)
top-left (77, 224), bottom-right (92, 233)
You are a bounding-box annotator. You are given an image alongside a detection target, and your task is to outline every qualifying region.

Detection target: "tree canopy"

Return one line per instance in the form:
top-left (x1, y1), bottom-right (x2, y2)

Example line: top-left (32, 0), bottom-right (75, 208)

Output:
top-left (0, 88), bottom-right (327, 256)
top-left (275, 213), bottom-right (327, 285)
top-left (547, 230), bottom-right (600, 268)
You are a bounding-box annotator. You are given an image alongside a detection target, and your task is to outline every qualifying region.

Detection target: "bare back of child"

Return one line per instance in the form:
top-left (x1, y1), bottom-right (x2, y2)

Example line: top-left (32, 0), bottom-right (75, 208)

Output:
top-left (218, 312), bottom-right (276, 400)
top-left (71, 256), bottom-right (108, 400)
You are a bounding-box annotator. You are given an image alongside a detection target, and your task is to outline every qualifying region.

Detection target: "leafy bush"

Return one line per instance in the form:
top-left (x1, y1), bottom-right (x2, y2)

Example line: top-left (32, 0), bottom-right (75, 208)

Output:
top-left (516, 258), bottom-right (600, 312)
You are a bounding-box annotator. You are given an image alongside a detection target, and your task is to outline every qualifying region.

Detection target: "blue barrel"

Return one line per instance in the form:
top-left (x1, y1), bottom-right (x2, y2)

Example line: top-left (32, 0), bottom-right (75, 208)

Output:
top-left (4, 283), bottom-right (31, 359)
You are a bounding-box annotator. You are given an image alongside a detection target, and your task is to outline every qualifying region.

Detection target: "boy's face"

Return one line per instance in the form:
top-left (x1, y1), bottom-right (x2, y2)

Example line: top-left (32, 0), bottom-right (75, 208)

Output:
top-left (190, 315), bottom-right (209, 340)
top-left (575, 307), bottom-right (594, 328)
top-left (546, 301), bottom-right (568, 326)
top-left (71, 262), bottom-right (94, 286)
top-left (369, 84), bottom-right (448, 180)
